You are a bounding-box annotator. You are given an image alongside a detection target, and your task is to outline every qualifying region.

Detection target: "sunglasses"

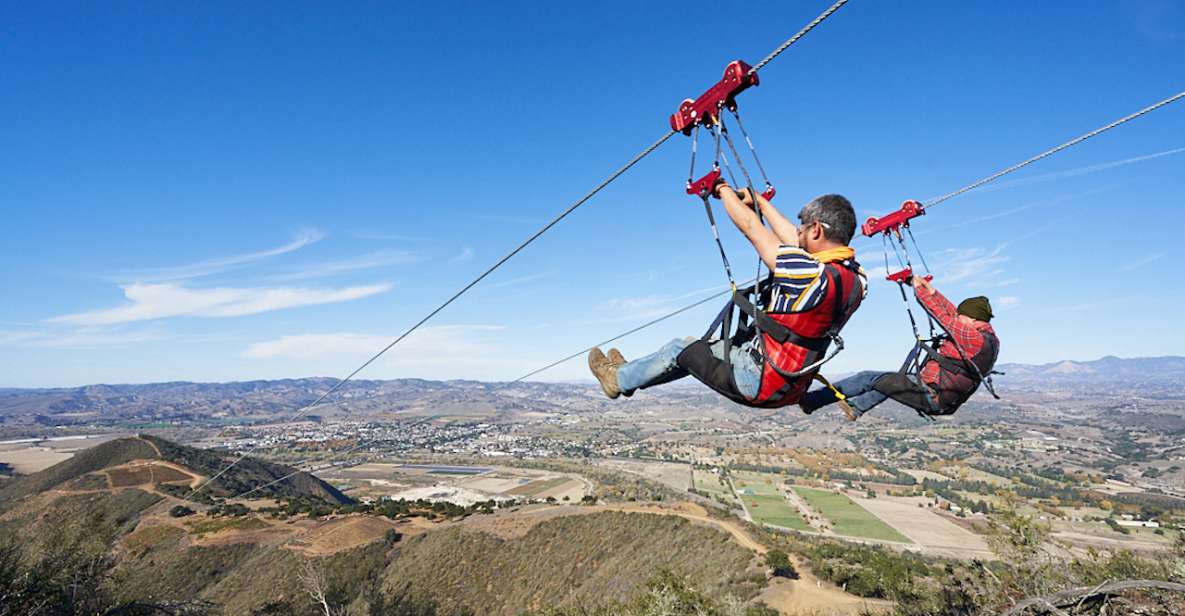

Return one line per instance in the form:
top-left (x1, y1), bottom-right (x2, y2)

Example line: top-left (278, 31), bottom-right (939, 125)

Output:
top-left (798, 218), bottom-right (832, 230)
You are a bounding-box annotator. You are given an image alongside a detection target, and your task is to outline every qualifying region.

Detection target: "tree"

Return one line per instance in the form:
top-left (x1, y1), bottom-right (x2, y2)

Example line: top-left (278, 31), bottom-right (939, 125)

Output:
top-left (299, 559), bottom-right (337, 616)
top-left (764, 550), bottom-right (797, 579)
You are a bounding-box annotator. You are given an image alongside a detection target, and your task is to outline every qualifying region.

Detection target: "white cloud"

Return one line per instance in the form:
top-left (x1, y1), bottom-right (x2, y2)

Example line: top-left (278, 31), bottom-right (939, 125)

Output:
top-left (921, 146), bottom-right (1185, 202)
top-left (450, 246), bottom-right (474, 264)
top-left (0, 326), bottom-right (173, 349)
top-left (277, 250), bottom-right (422, 280)
top-left (995, 296), bottom-right (1021, 310)
top-left (482, 271), bottom-right (555, 290)
top-left (930, 246), bottom-right (1010, 285)
top-left (353, 231), bottom-right (426, 241)
top-left (242, 326), bottom-right (517, 374)
top-left (1115, 251), bottom-right (1167, 273)
top-left (49, 281), bottom-right (391, 326)
top-left (116, 229), bottom-right (325, 282)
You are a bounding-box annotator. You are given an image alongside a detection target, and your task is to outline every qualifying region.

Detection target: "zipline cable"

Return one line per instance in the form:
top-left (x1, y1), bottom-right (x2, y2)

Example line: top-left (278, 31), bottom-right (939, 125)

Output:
top-left (186, 0), bottom-right (852, 501)
top-left (513, 277), bottom-right (758, 383)
top-left (923, 89), bottom-right (1185, 208)
top-left (186, 130), bottom-right (674, 500)
top-left (749, 0), bottom-right (849, 74)
top-left (518, 88), bottom-right (1185, 381)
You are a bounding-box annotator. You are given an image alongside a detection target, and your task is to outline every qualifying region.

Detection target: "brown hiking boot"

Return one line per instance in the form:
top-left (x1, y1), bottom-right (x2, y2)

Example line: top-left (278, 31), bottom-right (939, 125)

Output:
top-left (588, 347), bottom-right (621, 399)
top-left (607, 348), bottom-right (633, 397)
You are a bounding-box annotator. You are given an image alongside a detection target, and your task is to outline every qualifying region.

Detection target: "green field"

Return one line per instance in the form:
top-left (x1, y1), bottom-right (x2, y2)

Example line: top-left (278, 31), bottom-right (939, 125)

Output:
top-left (691, 469), bottom-right (735, 502)
top-left (506, 477), bottom-right (569, 497)
top-left (732, 472), bottom-right (810, 531)
top-left (792, 486), bottom-right (910, 543)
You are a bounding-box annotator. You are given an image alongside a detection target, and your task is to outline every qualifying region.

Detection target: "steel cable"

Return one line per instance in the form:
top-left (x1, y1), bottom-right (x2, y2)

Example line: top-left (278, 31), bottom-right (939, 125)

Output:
top-left (186, 130), bottom-right (674, 500)
top-left (513, 278), bottom-right (757, 383)
top-left (924, 89), bottom-right (1185, 208)
top-left (187, 0), bottom-right (853, 501)
top-left (749, 0), bottom-right (851, 74)
top-left (518, 88), bottom-right (1185, 381)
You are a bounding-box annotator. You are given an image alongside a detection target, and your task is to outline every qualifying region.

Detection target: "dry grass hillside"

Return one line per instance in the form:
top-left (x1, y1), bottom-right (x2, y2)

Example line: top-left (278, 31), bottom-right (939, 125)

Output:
top-left (376, 511), bottom-right (762, 615)
top-left (0, 435), bottom-right (349, 507)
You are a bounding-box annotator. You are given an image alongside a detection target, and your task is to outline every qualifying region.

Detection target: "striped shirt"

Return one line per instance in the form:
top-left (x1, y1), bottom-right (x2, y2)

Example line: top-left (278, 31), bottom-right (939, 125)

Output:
top-left (767, 246), bottom-right (867, 313)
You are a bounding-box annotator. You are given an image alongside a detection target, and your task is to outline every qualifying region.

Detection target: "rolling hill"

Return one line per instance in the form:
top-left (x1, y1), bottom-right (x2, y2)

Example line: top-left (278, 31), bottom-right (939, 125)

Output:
top-left (0, 434), bottom-right (349, 506)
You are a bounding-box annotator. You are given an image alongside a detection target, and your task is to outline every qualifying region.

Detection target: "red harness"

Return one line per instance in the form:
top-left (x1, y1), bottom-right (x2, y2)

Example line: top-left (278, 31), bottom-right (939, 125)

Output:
top-left (677, 259), bottom-right (864, 409)
top-left (753, 260), bottom-right (865, 405)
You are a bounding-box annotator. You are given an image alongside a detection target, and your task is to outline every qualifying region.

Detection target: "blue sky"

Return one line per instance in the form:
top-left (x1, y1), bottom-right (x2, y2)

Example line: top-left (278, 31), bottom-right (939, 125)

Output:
top-left (2, 1), bottom-right (1183, 388)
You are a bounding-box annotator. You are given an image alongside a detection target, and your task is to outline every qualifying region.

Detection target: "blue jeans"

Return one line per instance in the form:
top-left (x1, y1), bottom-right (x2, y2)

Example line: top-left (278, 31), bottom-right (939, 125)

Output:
top-left (615, 336), bottom-right (763, 399)
top-left (800, 370), bottom-right (902, 416)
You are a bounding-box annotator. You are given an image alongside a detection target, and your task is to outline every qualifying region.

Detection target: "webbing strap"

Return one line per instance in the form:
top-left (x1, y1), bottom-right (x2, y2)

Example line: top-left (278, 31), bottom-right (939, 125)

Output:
top-left (813, 373), bottom-right (846, 402)
top-left (730, 289), bottom-right (830, 352)
top-left (918, 340), bottom-right (976, 380)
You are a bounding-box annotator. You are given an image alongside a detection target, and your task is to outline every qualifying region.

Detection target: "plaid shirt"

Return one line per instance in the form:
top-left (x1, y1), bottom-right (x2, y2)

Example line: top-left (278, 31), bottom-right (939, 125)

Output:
top-left (916, 286), bottom-right (995, 387)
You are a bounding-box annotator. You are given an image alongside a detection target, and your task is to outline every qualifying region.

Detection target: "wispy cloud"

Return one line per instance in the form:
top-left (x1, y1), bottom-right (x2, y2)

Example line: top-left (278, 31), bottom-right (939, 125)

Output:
top-left (929, 245), bottom-right (1010, 285)
top-left (49, 281), bottom-right (391, 326)
top-left (473, 213), bottom-right (547, 225)
top-left (276, 250), bottom-right (421, 280)
top-left (242, 326), bottom-right (516, 374)
top-left (482, 271), bottom-right (555, 290)
top-left (995, 296), bottom-right (1021, 310)
top-left (115, 229), bottom-right (325, 282)
top-left (353, 231), bottom-right (426, 241)
top-left (10, 329), bottom-right (167, 348)
top-left (922, 147), bottom-right (1185, 202)
top-left (449, 246), bottom-right (474, 264)
top-left (1115, 251), bottom-right (1167, 273)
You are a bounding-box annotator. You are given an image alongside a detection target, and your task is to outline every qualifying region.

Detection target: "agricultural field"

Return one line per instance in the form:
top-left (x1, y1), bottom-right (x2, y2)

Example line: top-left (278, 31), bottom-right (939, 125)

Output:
top-left (691, 469), bottom-right (735, 502)
top-left (0, 434), bottom-right (124, 474)
top-left (852, 494), bottom-right (992, 559)
top-left (506, 477), bottom-right (571, 498)
top-left (732, 471), bottom-right (810, 531)
top-left (324, 463), bottom-right (587, 503)
top-left (793, 486), bottom-right (910, 543)
top-left (955, 466), bottom-right (1012, 486)
top-left (592, 458), bottom-right (692, 493)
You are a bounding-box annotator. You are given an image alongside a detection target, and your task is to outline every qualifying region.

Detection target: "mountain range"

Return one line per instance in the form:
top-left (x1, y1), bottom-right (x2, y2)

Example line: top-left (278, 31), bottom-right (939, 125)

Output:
top-left (0, 356), bottom-right (1181, 429)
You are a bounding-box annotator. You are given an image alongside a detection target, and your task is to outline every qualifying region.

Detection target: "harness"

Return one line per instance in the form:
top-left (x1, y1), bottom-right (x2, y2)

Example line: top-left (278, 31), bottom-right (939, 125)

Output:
top-left (668, 60), bottom-right (863, 408)
top-left (862, 201), bottom-right (1003, 418)
top-left (677, 260), bottom-right (864, 408)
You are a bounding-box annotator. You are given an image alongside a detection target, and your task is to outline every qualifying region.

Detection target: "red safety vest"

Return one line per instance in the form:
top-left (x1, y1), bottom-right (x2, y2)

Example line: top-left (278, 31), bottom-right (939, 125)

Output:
top-left (755, 260), bottom-right (865, 405)
top-left (676, 258), bottom-right (864, 409)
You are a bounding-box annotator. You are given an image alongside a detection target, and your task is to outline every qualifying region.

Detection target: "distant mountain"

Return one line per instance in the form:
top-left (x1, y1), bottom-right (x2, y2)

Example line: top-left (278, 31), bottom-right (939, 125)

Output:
top-left (0, 434), bottom-right (350, 506)
top-left (1, 355), bottom-right (1181, 429)
top-left (997, 355), bottom-right (1185, 387)
top-left (0, 376), bottom-right (747, 429)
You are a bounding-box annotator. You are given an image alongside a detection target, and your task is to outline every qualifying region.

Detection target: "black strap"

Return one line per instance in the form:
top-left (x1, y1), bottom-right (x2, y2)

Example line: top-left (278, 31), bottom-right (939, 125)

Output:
top-left (729, 289), bottom-right (831, 352)
top-left (918, 340), bottom-right (977, 380)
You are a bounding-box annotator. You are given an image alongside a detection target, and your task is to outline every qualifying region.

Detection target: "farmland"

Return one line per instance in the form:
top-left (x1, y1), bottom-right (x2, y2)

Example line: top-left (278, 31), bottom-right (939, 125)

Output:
top-left (793, 486), bottom-right (910, 543)
top-left (732, 471), bottom-right (811, 531)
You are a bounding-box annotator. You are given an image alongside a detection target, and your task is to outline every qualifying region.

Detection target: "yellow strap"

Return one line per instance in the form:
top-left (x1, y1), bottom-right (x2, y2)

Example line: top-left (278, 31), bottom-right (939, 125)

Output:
top-left (813, 373), bottom-right (846, 401)
top-left (810, 246), bottom-right (856, 264)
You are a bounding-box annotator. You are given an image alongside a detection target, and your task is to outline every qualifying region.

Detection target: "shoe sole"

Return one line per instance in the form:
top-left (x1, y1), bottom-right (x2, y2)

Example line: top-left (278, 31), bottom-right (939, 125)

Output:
top-left (587, 349), bottom-right (621, 399)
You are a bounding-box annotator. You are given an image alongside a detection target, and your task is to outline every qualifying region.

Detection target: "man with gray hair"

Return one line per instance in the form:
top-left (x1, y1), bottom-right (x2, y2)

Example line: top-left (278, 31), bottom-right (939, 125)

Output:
top-left (588, 183), bottom-right (866, 411)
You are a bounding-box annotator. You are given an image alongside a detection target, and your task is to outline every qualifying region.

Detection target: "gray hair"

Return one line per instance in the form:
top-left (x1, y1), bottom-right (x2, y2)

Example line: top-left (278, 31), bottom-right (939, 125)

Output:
top-left (799, 194), bottom-right (856, 245)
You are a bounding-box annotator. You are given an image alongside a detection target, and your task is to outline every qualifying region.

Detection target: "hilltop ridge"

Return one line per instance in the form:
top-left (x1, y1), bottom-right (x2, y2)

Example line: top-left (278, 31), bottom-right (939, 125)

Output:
top-left (0, 434), bottom-right (349, 506)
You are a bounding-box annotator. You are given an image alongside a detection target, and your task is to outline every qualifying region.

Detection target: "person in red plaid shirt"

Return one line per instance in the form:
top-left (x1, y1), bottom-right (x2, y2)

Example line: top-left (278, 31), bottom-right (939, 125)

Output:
top-left (799, 275), bottom-right (999, 420)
